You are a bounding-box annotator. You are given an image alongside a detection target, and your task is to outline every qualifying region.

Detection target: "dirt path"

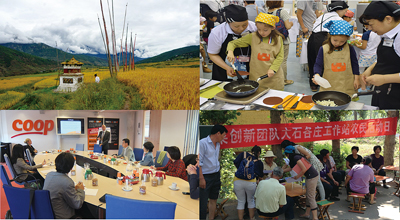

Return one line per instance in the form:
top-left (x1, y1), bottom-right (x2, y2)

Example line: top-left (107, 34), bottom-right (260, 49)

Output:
top-left (123, 93), bottom-right (131, 110)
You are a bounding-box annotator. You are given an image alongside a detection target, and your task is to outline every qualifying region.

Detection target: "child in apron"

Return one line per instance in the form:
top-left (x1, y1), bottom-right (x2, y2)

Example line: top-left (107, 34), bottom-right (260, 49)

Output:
top-left (226, 12), bottom-right (284, 90)
top-left (312, 20), bottom-right (360, 97)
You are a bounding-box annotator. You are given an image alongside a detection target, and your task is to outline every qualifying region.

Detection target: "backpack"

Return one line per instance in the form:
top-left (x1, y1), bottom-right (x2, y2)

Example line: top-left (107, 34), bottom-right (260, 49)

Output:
top-left (235, 152), bottom-right (256, 180)
top-left (268, 9), bottom-right (288, 38)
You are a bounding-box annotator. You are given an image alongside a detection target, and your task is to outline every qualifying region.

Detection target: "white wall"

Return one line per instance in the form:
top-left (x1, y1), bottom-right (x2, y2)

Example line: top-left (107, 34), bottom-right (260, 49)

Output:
top-left (159, 110), bottom-right (188, 155)
top-left (134, 110), bottom-right (145, 149)
top-left (0, 110), bottom-right (136, 153)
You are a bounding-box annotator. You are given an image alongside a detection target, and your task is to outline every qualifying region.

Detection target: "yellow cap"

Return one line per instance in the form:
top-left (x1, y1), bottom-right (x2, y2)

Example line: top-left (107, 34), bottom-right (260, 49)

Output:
top-left (255, 12), bottom-right (279, 27)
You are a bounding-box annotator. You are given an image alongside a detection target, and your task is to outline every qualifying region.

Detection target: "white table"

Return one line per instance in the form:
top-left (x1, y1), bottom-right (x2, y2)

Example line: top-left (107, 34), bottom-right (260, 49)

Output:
top-left (200, 79), bottom-right (378, 110)
top-left (35, 151), bottom-right (198, 219)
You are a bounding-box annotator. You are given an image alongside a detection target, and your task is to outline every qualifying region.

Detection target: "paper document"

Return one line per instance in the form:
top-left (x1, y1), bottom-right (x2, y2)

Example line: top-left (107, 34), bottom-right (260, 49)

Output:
top-left (84, 188), bottom-right (98, 196)
top-left (285, 176), bottom-right (302, 183)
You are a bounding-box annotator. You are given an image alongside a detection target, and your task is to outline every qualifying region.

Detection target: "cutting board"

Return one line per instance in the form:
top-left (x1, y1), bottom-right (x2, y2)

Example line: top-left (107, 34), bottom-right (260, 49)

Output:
top-left (215, 88), bottom-right (270, 105)
top-left (272, 95), bottom-right (315, 110)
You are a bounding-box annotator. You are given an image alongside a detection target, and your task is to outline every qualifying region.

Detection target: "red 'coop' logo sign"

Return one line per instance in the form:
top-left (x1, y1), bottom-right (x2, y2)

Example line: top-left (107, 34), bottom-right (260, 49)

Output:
top-left (11, 119), bottom-right (54, 138)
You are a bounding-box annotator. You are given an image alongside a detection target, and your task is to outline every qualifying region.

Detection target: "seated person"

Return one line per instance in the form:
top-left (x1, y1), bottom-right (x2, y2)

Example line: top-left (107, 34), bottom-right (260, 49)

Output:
top-left (328, 151), bottom-right (346, 183)
top-left (116, 138), bottom-right (135, 162)
top-left (345, 146), bottom-right (362, 174)
top-left (255, 167), bottom-right (294, 220)
top-left (262, 151), bottom-right (277, 179)
top-left (43, 152), bottom-right (85, 219)
top-left (151, 146), bottom-right (188, 181)
top-left (139, 142), bottom-right (154, 166)
top-left (344, 156), bottom-right (376, 204)
top-left (320, 149), bottom-right (343, 186)
top-left (11, 144), bottom-right (45, 186)
top-left (24, 138), bottom-right (38, 157)
top-left (318, 154), bottom-right (340, 201)
top-left (186, 155), bottom-right (199, 199)
top-left (370, 145), bottom-right (388, 189)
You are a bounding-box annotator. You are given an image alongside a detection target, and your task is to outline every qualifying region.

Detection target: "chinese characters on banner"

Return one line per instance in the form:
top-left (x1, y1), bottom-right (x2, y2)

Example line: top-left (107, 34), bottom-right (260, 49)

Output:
top-left (220, 118), bottom-right (398, 149)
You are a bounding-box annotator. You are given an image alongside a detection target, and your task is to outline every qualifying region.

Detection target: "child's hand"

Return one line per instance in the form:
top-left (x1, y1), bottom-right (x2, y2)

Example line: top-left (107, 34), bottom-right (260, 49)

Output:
top-left (312, 74), bottom-right (320, 85)
top-left (267, 69), bottom-right (275, 78)
top-left (226, 67), bottom-right (235, 77)
top-left (226, 51), bottom-right (235, 64)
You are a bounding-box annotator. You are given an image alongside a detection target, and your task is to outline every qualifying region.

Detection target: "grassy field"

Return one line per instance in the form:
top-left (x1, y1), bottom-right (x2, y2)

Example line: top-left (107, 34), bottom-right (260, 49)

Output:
top-left (0, 58), bottom-right (198, 109)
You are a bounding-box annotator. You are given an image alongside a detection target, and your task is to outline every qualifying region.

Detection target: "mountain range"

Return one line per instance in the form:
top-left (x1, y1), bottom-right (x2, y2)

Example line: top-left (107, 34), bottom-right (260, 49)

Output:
top-left (0, 43), bottom-right (199, 77)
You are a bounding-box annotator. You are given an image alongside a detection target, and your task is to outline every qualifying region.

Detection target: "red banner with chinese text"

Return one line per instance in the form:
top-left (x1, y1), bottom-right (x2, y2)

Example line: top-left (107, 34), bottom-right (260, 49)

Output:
top-left (220, 118), bottom-right (398, 149)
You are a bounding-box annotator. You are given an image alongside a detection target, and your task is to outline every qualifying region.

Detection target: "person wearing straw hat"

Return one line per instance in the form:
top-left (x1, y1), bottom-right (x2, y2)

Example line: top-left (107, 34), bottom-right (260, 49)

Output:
top-left (359, 1), bottom-right (400, 109)
top-left (227, 12), bottom-right (285, 90)
top-left (207, 4), bottom-right (257, 81)
top-left (262, 150), bottom-right (277, 178)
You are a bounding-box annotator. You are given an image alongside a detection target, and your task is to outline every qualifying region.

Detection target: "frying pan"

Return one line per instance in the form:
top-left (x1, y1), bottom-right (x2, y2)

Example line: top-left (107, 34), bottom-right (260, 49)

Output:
top-left (312, 91), bottom-right (351, 110)
top-left (224, 63), bottom-right (269, 97)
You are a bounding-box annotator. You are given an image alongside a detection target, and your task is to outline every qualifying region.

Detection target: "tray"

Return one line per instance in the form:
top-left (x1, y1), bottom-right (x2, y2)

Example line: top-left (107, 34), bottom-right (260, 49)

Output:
top-left (214, 88), bottom-right (270, 105)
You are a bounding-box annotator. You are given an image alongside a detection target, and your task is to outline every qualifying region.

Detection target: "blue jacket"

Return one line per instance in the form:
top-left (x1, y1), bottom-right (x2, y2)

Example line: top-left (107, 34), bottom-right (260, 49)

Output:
top-left (140, 152), bottom-right (154, 166)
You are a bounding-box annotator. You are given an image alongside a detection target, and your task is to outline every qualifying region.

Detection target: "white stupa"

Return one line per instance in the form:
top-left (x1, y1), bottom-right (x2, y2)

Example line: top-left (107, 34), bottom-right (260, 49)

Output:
top-left (56, 57), bottom-right (84, 92)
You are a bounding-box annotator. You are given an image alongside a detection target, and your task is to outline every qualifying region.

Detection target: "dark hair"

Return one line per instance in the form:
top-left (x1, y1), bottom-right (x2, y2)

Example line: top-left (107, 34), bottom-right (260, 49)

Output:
top-left (122, 138), bottom-right (130, 146)
top-left (94, 74), bottom-right (97, 77)
top-left (251, 145), bottom-right (261, 158)
top-left (322, 34), bottom-right (349, 54)
top-left (55, 152), bottom-right (75, 173)
top-left (351, 146), bottom-right (359, 152)
top-left (266, 0), bottom-right (283, 10)
top-left (281, 140), bottom-right (296, 149)
top-left (211, 124), bottom-right (228, 135)
top-left (255, 22), bottom-right (283, 46)
top-left (167, 146), bottom-right (181, 160)
top-left (11, 144), bottom-right (25, 165)
top-left (359, 14), bottom-right (400, 26)
top-left (143, 142), bottom-right (154, 152)
top-left (245, 0), bottom-right (256, 4)
top-left (287, 153), bottom-right (302, 168)
top-left (320, 149), bottom-right (330, 157)
top-left (316, 154), bottom-right (323, 162)
top-left (204, 10), bottom-right (218, 19)
top-left (373, 145), bottom-right (382, 153)
top-left (362, 156), bottom-right (372, 166)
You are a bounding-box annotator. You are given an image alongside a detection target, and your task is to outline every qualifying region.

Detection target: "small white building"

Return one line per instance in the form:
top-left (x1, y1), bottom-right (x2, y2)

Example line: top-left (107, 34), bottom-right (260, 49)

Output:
top-left (56, 57), bottom-right (84, 92)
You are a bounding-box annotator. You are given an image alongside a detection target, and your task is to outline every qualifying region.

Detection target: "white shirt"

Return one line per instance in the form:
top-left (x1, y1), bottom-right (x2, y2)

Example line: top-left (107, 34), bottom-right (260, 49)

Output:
top-left (312, 11), bottom-right (343, 33)
top-left (361, 31), bottom-right (381, 57)
top-left (381, 22), bottom-right (400, 58)
top-left (207, 21), bottom-right (257, 55)
top-left (95, 76), bottom-right (100, 83)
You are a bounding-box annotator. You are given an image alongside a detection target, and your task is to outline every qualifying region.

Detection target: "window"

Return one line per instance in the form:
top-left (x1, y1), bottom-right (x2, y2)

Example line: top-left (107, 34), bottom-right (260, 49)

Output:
top-left (63, 78), bottom-right (73, 84)
top-left (144, 110), bottom-right (150, 138)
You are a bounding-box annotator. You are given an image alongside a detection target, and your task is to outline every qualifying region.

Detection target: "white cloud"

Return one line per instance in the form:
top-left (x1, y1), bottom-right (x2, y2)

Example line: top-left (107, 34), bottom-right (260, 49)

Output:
top-left (0, 0), bottom-right (199, 58)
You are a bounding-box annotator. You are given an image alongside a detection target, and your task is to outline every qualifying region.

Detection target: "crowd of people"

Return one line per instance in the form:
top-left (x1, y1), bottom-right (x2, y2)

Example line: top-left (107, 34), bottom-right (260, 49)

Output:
top-left (199, 124), bottom-right (392, 220)
top-left (200, 0), bottom-right (400, 109)
top-left (7, 135), bottom-right (200, 219)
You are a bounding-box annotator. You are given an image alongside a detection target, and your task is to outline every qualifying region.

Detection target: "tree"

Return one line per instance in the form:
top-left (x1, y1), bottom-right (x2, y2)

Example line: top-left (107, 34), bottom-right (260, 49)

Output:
top-left (270, 111), bottom-right (284, 165)
top-left (384, 110), bottom-right (399, 166)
